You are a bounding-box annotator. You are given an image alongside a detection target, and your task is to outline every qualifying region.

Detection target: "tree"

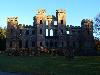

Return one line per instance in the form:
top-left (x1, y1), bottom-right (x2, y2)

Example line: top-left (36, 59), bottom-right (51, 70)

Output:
top-left (94, 13), bottom-right (100, 39)
top-left (0, 27), bottom-right (6, 51)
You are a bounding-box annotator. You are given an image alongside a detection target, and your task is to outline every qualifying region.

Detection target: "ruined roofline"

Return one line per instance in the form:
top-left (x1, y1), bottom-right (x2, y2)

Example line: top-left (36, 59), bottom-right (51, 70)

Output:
top-left (18, 24), bottom-right (33, 28)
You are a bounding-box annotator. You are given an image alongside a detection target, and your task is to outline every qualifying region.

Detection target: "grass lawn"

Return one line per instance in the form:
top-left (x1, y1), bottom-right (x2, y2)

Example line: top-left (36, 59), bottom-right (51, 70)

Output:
top-left (0, 54), bottom-right (100, 75)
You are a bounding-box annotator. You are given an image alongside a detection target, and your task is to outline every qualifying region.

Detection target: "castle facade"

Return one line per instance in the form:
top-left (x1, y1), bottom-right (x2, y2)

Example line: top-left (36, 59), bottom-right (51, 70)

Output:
top-left (6, 9), bottom-right (95, 56)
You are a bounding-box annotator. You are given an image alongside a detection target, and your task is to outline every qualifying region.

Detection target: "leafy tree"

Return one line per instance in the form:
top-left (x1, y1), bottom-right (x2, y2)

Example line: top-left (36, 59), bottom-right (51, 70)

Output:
top-left (94, 13), bottom-right (100, 39)
top-left (0, 27), bottom-right (6, 51)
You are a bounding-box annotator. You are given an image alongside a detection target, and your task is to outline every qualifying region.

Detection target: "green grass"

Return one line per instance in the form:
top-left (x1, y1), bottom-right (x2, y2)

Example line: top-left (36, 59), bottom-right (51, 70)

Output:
top-left (0, 54), bottom-right (100, 75)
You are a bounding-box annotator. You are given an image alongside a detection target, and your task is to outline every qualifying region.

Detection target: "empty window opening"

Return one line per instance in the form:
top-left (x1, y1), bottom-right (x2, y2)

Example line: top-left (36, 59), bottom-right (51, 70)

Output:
top-left (46, 29), bottom-right (48, 36)
top-left (46, 21), bottom-right (48, 25)
top-left (10, 41), bottom-right (12, 47)
top-left (50, 29), bottom-right (53, 36)
top-left (32, 41), bottom-right (35, 47)
top-left (19, 40), bottom-right (22, 48)
top-left (19, 29), bottom-right (22, 35)
top-left (26, 30), bottom-right (29, 35)
top-left (54, 29), bottom-right (57, 35)
top-left (61, 29), bottom-right (63, 34)
top-left (73, 42), bottom-right (75, 48)
top-left (25, 40), bottom-right (28, 48)
top-left (50, 41), bottom-right (53, 47)
top-left (40, 42), bottom-right (42, 46)
top-left (40, 20), bottom-right (42, 24)
top-left (87, 30), bottom-right (90, 35)
top-left (40, 29), bottom-right (42, 34)
top-left (61, 20), bottom-right (63, 24)
top-left (67, 31), bottom-right (69, 34)
top-left (55, 42), bottom-right (57, 47)
top-left (62, 42), bottom-right (63, 47)
top-left (32, 30), bottom-right (35, 35)
top-left (46, 42), bottom-right (48, 47)
top-left (67, 41), bottom-right (69, 47)
top-left (15, 20), bottom-right (17, 21)
top-left (54, 21), bottom-right (57, 25)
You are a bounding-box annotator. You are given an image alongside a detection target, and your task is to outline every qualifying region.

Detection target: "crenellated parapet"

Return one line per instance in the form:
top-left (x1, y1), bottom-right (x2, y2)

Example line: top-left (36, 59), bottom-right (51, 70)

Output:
top-left (7, 17), bottom-right (18, 26)
top-left (81, 19), bottom-right (93, 28)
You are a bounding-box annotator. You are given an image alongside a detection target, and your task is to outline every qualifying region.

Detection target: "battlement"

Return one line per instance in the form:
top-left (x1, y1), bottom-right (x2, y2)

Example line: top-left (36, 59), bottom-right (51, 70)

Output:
top-left (37, 9), bottom-right (46, 15)
top-left (56, 9), bottom-right (66, 13)
top-left (7, 17), bottom-right (18, 22)
top-left (81, 19), bottom-right (93, 25)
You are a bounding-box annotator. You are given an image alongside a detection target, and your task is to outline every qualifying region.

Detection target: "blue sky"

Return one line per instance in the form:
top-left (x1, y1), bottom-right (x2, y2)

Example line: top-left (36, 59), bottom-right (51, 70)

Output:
top-left (0, 0), bottom-right (100, 28)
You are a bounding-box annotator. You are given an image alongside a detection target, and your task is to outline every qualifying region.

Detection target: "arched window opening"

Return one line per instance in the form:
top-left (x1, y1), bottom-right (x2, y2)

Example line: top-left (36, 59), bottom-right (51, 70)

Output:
top-left (61, 20), bottom-right (63, 24)
top-left (40, 20), bottom-right (42, 24)
top-left (40, 42), bottom-right (42, 46)
top-left (46, 29), bottom-right (48, 36)
top-left (50, 29), bottom-right (53, 36)
top-left (46, 21), bottom-right (48, 25)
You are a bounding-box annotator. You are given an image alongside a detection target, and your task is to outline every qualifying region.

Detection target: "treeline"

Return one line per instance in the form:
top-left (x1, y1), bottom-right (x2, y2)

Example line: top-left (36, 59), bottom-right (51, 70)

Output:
top-left (0, 27), bottom-right (6, 51)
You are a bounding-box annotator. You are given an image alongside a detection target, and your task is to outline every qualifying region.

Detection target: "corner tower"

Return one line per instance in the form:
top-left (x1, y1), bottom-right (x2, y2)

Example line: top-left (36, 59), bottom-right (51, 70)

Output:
top-left (34, 9), bottom-right (46, 49)
top-left (56, 9), bottom-right (66, 25)
top-left (6, 17), bottom-right (18, 52)
top-left (81, 19), bottom-right (95, 55)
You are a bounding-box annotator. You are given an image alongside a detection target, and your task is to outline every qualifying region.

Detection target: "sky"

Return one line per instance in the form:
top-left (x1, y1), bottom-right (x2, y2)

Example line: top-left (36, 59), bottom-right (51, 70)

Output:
top-left (0, 0), bottom-right (100, 28)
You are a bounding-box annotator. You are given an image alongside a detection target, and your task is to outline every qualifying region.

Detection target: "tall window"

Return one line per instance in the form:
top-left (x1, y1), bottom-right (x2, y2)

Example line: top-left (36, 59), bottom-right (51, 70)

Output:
top-left (61, 20), bottom-right (63, 24)
top-left (46, 42), bottom-right (48, 47)
top-left (40, 20), bottom-right (42, 24)
top-left (19, 29), bottom-right (22, 35)
top-left (26, 30), bottom-right (29, 35)
top-left (46, 29), bottom-right (48, 36)
top-left (40, 29), bottom-right (42, 34)
top-left (54, 29), bottom-right (57, 35)
top-left (55, 42), bottom-right (57, 47)
top-left (25, 40), bottom-right (28, 48)
top-left (32, 41), bottom-right (35, 47)
top-left (50, 29), bottom-right (53, 36)
top-left (54, 21), bottom-right (57, 25)
top-left (40, 42), bottom-right (42, 46)
top-left (10, 41), bottom-right (12, 47)
top-left (67, 31), bottom-right (69, 34)
top-left (32, 30), bottom-right (35, 35)
top-left (62, 42), bottom-right (63, 47)
top-left (46, 21), bottom-right (48, 25)
top-left (50, 41), bottom-right (53, 47)
top-left (19, 40), bottom-right (22, 48)
top-left (61, 29), bottom-right (63, 34)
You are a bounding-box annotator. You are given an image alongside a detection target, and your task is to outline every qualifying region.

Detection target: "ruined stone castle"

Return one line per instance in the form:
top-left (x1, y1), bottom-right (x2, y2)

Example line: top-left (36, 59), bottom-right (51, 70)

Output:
top-left (6, 9), bottom-right (95, 56)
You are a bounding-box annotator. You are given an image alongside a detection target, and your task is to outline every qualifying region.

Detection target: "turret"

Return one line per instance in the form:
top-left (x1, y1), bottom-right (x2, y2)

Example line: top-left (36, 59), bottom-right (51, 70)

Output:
top-left (56, 9), bottom-right (66, 25)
